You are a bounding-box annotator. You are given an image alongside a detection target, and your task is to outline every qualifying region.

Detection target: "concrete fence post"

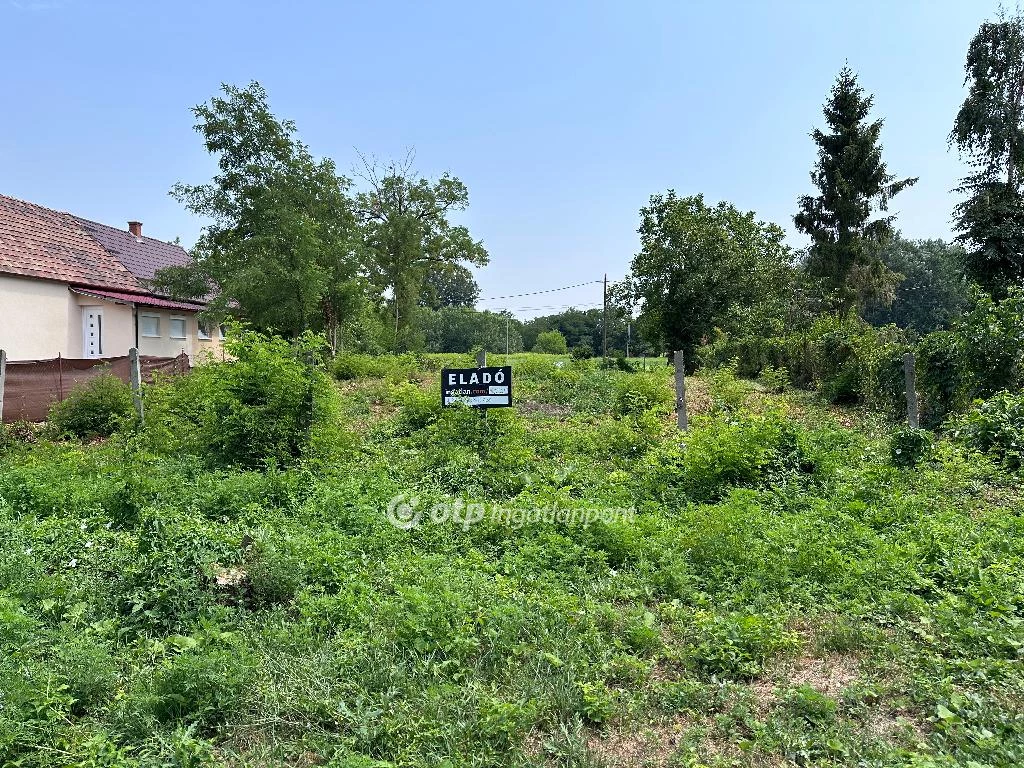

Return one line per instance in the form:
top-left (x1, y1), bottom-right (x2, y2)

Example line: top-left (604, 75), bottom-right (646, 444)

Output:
top-left (0, 350), bottom-right (6, 424)
top-left (129, 347), bottom-right (144, 424)
top-left (476, 349), bottom-right (487, 368)
top-left (674, 350), bottom-right (688, 431)
top-left (904, 352), bottom-right (919, 429)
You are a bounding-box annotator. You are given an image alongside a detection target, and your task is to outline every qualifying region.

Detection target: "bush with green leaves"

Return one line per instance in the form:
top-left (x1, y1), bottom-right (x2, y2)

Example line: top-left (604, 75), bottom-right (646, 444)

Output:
top-left (638, 408), bottom-right (803, 502)
top-left (332, 352), bottom-right (421, 382)
top-left (699, 361), bottom-right (751, 412)
top-left (614, 371), bottom-right (672, 416)
top-left (889, 426), bottom-right (933, 467)
top-left (951, 390), bottom-right (1024, 468)
top-left (47, 372), bottom-right (135, 438)
top-left (916, 330), bottom-right (972, 428)
top-left (758, 365), bottom-right (790, 394)
top-left (146, 329), bottom-right (344, 468)
top-left (533, 329), bottom-right (568, 354)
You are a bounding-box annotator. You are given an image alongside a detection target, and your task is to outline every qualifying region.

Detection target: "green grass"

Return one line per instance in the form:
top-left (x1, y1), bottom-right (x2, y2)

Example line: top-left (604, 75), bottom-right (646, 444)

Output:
top-left (1, 355), bottom-right (1022, 767)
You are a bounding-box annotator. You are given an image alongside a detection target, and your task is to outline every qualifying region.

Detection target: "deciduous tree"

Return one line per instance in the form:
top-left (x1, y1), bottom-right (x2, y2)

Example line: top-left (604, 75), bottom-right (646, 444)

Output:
top-left (950, 11), bottom-right (1024, 296)
top-left (863, 238), bottom-right (970, 333)
top-left (626, 192), bottom-right (793, 369)
top-left (155, 82), bottom-right (360, 340)
top-left (419, 263), bottom-right (480, 309)
top-left (355, 152), bottom-right (488, 350)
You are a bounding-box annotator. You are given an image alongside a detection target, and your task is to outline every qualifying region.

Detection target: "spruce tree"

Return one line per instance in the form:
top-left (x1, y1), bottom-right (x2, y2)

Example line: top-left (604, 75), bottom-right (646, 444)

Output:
top-left (795, 67), bottom-right (917, 310)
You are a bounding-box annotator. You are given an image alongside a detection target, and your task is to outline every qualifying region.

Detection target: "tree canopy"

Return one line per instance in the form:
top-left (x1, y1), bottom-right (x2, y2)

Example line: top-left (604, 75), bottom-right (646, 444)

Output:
top-left (626, 192), bottom-right (794, 369)
top-left (355, 153), bottom-right (489, 351)
top-left (950, 11), bottom-right (1024, 296)
top-left (863, 238), bottom-right (970, 333)
top-left (419, 263), bottom-right (481, 310)
top-left (154, 82), bottom-right (360, 340)
top-left (795, 67), bottom-right (917, 310)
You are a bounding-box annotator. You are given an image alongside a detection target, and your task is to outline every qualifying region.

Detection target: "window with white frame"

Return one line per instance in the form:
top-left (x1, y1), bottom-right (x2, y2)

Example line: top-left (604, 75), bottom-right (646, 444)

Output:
top-left (218, 324), bottom-right (226, 340)
top-left (170, 316), bottom-right (187, 339)
top-left (140, 314), bottom-right (160, 337)
top-left (198, 321), bottom-right (211, 340)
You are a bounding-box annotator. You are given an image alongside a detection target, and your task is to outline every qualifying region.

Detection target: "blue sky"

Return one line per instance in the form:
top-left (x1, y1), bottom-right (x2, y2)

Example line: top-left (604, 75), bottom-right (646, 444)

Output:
top-left (0, 0), bottom-right (1003, 317)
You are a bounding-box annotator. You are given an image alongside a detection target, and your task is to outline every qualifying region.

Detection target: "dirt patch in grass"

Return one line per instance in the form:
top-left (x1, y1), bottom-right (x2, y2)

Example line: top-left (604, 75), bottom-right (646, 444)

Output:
top-left (750, 652), bottom-right (861, 715)
top-left (584, 717), bottom-right (690, 767)
top-left (519, 400), bottom-right (573, 418)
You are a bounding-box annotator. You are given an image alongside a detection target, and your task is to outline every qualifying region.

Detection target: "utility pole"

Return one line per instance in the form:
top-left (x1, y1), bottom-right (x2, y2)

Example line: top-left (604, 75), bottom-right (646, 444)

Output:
top-left (602, 273), bottom-right (608, 361)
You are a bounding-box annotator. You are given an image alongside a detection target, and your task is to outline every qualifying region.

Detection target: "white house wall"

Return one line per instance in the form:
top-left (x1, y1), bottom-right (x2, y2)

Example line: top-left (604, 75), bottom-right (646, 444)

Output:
top-left (136, 309), bottom-right (222, 360)
top-left (0, 273), bottom-right (222, 362)
top-left (0, 273), bottom-right (73, 359)
top-left (71, 292), bottom-right (135, 358)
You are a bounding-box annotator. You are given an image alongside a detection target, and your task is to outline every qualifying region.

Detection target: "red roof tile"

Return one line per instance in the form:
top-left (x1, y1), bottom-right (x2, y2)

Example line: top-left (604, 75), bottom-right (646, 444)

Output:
top-left (72, 216), bottom-right (192, 282)
top-left (0, 193), bottom-right (201, 306)
top-left (0, 193), bottom-right (143, 291)
top-left (70, 288), bottom-right (207, 312)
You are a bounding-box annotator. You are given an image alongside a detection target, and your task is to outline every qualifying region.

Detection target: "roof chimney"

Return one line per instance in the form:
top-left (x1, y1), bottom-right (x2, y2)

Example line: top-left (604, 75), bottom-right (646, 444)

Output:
top-left (128, 221), bottom-right (142, 237)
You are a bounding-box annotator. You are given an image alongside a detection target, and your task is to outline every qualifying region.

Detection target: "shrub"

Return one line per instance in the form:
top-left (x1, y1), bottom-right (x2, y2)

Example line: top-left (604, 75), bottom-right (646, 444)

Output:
top-left (47, 373), bottom-right (135, 438)
top-left (699, 361), bottom-right (750, 412)
top-left (639, 409), bottom-right (804, 502)
top-left (889, 426), bottom-right (933, 468)
top-left (533, 330), bottom-right (568, 355)
top-left (758, 365), bottom-right (790, 394)
top-left (951, 391), bottom-right (1024, 469)
top-left (146, 329), bottom-right (344, 468)
top-left (614, 372), bottom-right (672, 416)
top-left (916, 330), bottom-right (972, 428)
top-left (332, 352), bottom-right (420, 382)
top-left (957, 288), bottom-right (1024, 397)
top-left (861, 340), bottom-right (910, 418)
top-left (391, 383), bottom-right (443, 433)
top-left (570, 345), bottom-right (592, 361)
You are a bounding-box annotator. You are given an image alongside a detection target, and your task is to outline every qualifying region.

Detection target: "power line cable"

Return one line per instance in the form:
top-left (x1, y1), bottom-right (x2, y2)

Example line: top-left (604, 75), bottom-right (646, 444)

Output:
top-left (494, 301), bottom-right (604, 313)
top-left (479, 280), bottom-right (604, 302)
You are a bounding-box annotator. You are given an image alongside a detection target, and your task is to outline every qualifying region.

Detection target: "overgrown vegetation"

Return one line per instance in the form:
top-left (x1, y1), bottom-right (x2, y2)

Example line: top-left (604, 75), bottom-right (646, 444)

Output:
top-left (2, 346), bottom-right (1023, 766)
top-left (47, 373), bottom-right (136, 439)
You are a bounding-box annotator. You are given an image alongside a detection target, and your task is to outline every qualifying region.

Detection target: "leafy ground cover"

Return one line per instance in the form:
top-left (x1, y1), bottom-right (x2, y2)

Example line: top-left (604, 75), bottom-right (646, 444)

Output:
top-left (1, 352), bottom-right (1022, 767)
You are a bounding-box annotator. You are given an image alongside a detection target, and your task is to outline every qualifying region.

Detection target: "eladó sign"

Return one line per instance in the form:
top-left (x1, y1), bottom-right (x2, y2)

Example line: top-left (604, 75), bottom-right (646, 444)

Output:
top-left (441, 366), bottom-right (512, 408)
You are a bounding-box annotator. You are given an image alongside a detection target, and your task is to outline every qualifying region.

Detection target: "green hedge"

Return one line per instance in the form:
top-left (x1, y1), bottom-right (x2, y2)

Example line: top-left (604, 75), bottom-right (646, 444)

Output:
top-left (699, 288), bottom-right (1024, 429)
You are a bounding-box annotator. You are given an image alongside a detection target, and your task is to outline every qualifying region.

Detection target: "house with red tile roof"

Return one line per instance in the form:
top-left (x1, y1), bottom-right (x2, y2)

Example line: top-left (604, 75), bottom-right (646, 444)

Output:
top-left (0, 193), bottom-right (221, 361)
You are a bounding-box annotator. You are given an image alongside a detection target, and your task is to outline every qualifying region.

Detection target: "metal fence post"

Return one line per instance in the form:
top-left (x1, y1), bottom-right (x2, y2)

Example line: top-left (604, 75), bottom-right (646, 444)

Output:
top-left (904, 352), bottom-right (919, 429)
top-left (0, 350), bottom-right (6, 424)
top-left (674, 350), bottom-right (688, 431)
top-left (129, 347), bottom-right (144, 424)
